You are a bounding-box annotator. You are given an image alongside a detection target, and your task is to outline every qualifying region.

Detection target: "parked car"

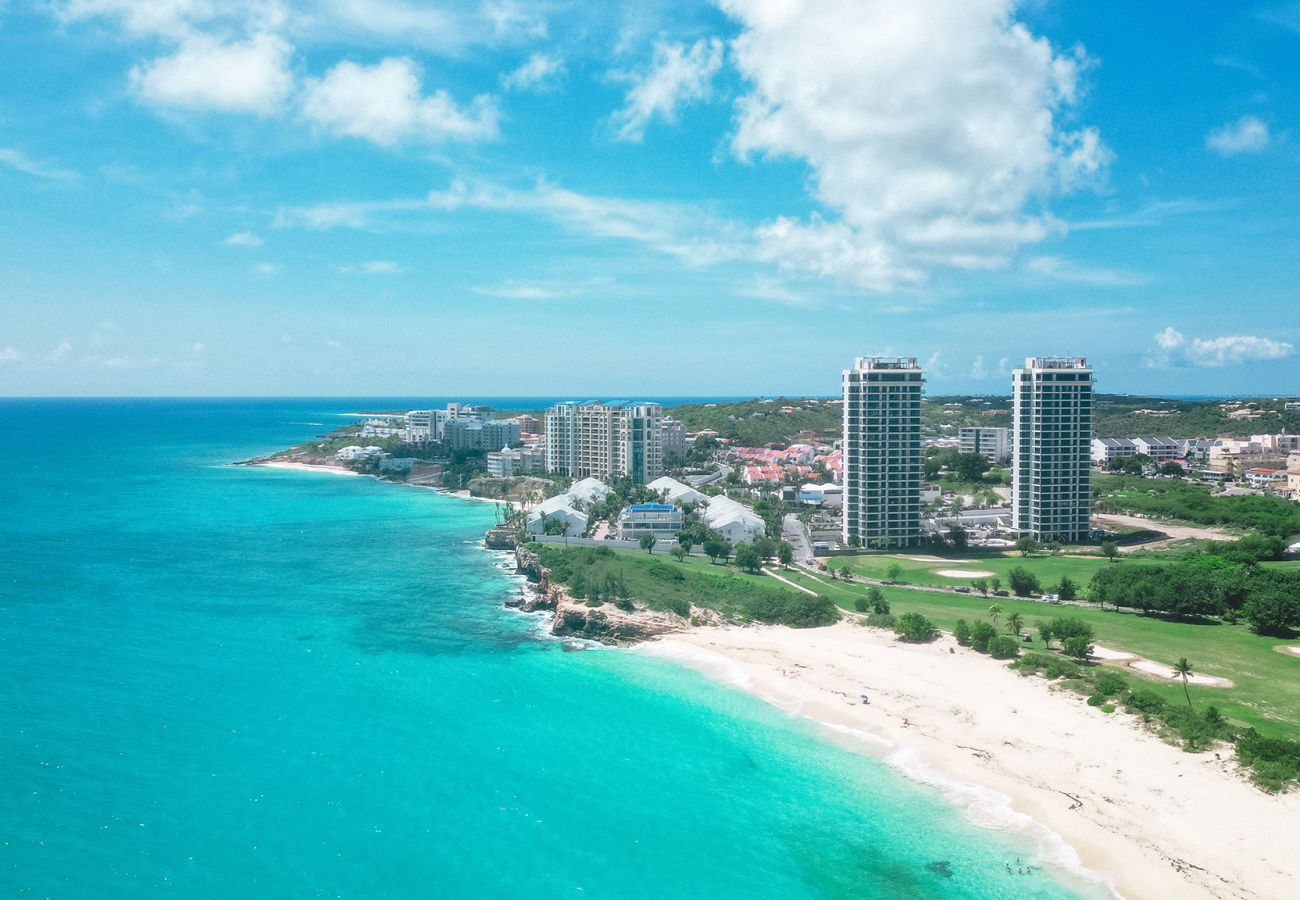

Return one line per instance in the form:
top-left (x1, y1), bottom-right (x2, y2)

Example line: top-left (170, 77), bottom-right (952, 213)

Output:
top-left (954, 587), bottom-right (971, 593)
top-left (992, 590), bottom-right (1009, 597)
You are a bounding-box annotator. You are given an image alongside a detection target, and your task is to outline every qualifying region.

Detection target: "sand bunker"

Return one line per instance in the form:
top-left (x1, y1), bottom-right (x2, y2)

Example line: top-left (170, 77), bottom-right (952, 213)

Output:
top-left (906, 555), bottom-right (973, 563)
top-left (1128, 659), bottom-right (1233, 687)
top-left (1090, 645), bottom-right (1136, 662)
top-left (933, 568), bottom-right (996, 579)
top-left (1276, 646), bottom-right (1300, 659)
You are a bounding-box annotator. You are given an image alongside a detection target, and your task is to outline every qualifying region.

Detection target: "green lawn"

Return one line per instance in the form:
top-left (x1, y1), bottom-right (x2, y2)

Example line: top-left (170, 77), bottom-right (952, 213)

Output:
top-left (781, 567), bottom-right (1300, 742)
top-left (830, 551), bottom-right (1133, 591)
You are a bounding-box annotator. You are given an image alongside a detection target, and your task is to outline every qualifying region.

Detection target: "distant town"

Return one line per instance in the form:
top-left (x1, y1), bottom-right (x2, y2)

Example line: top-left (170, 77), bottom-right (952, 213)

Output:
top-left (299, 356), bottom-right (1300, 560)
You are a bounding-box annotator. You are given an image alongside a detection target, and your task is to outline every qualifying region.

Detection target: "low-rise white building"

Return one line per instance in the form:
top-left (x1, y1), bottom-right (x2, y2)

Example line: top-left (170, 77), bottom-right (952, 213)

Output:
top-left (336, 445), bottom-right (387, 462)
top-left (646, 475), bottom-right (707, 505)
top-left (700, 495), bottom-right (766, 544)
top-left (798, 483), bottom-right (843, 508)
top-left (618, 503), bottom-right (683, 540)
top-left (523, 479), bottom-right (611, 538)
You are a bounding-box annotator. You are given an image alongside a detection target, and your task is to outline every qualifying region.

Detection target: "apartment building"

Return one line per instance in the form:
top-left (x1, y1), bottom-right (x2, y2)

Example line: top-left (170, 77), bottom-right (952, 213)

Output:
top-left (1011, 357), bottom-right (1094, 542)
top-left (842, 357), bottom-right (924, 549)
top-left (958, 426), bottom-right (1011, 463)
top-left (543, 401), bottom-right (664, 483)
top-left (661, 416), bottom-right (688, 459)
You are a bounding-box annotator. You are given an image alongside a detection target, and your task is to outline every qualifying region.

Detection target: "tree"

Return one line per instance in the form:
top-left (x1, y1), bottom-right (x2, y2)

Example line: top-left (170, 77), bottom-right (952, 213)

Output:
top-left (970, 621), bottom-right (997, 652)
top-left (854, 596), bottom-right (870, 613)
top-left (734, 544), bottom-right (762, 574)
top-left (1100, 541), bottom-right (1119, 563)
top-left (639, 533), bottom-right (657, 554)
top-left (986, 603), bottom-right (1003, 629)
top-left (1174, 657), bottom-right (1195, 710)
top-left (884, 561), bottom-right (904, 582)
top-left (703, 536), bottom-right (730, 564)
top-left (838, 564), bottom-right (852, 581)
top-left (677, 531), bottom-right (693, 556)
top-left (953, 452), bottom-right (991, 482)
top-left (1056, 576), bottom-right (1078, 604)
top-left (1005, 612), bottom-right (1024, 637)
top-left (753, 536), bottom-right (777, 561)
top-left (867, 585), bottom-right (889, 615)
top-left (946, 525), bottom-right (968, 550)
top-left (972, 577), bottom-right (989, 596)
top-left (1243, 576), bottom-right (1300, 635)
top-left (1035, 620), bottom-right (1054, 648)
top-left (1043, 540), bottom-right (1064, 557)
top-left (777, 542), bottom-right (794, 568)
top-left (894, 612), bottom-right (938, 642)
top-left (1007, 566), bottom-right (1040, 597)
top-left (990, 576), bottom-right (1002, 593)
top-left (1015, 536), bottom-right (1039, 557)
top-left (1062, 635), bottom-right (1093, 662)
top-left (1160, 461), bottom-right (1184, 477)
top-left (670, 545), bottom-right (687, 562)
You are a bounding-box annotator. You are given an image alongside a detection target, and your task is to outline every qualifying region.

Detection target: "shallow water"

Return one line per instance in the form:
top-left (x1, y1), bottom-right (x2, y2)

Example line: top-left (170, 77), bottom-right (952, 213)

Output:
top-left (0, 399), bottom-right (1102, 898)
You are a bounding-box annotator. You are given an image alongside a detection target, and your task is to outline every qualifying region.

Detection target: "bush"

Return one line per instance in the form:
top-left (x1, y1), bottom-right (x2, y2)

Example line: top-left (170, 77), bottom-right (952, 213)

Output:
top-left (865, 612), bottom-right (896, 629)
top-left (1062, 635), bottom-right (1093, 661)
top-left (953, 619), bottom-right (973, 646)
top-left (1051, 616), bottom-right (1094, 643)
top-left (854, 596), bottom-right (870, 613)
top-left (1243, 574), bottom-right (1300, 636)
top-left (987, 635), bottom-right (1020, 659)
top-left (970, 621), bottom-right (997, 653)
top-left (867, 585), bottom-right (890, 615)
top-left (894, 612), bottom-right (938, 643)
top-left (1235, 730), bottom-right (1300, 792)
top-left (1124, 689), bottom-right (1167, 715)
top-left (1093, 669), bottom-right (1129, 698)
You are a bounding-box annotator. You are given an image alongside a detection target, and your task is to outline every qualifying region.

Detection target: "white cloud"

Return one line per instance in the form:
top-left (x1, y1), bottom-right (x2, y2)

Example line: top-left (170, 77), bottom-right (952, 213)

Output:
top-left (0, 148), bottom-right (79, 181)
top-left (970, 355), bottom-right (989, 380)
top-left (474, 281), bottom-right (579, 300)
top-left (191, 341), bottom-right (205, 352)
top-left (610, 37), bottom-right (724, 142)
top-left (48, 341), bottom-right (73, 362)
top-left (223, 231), bottom-right (264, 247)
top-left (301, 57), bottom-right (498, 146)
top-left (1024, 255), bottom-right (1148, 286)
top-left (131, 33), bottom-right (294, 115)
top-left (336, 260), bottom-right (404, 275)
top-left (924, 351), bottom-right (948, 378)
top-left (502, 52), bottom-right (565, 91)
top-left (720, 0), bottom-right (1109, 291)
top-left (254, 262), bottom-right (279, 275)
top-left (0, 347), bottom-right (23, 364)
top-left (1205, 115), bottom-right (1270, 156)
top-left (1147, 326), bottom-right (1293, 367)
top-left (1186, 335), bottom-right (1293, 367)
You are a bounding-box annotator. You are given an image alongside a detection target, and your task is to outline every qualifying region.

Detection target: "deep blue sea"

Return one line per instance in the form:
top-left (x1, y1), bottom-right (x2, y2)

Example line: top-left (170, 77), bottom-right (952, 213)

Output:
top-left (0, 399), bottom-right (1104, 898)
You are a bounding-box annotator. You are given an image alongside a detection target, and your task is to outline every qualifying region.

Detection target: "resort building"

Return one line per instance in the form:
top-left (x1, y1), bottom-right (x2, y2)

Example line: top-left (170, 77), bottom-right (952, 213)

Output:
top-left (1011, 357), bottom-right (1094, 542)
top-left (486, 446), bottom-right (545, 478)
top-left (404, 404), bottom-right (490, 443)
top-left (700, 495), bottom-right (766, 545)
top-left (617, 503), bottom-right (684, 541)
top-left (661, 417), bottom-right (688, 459)
top-left (646, 475), bottom-right (708, 506)
top-left (543, 401), bottom-right (663, 483)
top-left (841, 356), bottom-right (924, 549)
top-left (958, 426), bottom-right (1011, 463)
top-left (524, 478), bottom-right (612, 538)
top-left (443, 419), bottom-right (521, 453)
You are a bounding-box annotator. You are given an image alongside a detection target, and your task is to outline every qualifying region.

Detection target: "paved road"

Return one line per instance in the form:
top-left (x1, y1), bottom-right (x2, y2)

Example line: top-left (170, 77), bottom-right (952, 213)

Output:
top-left (1092, 512), bottom-right (1237, 551)
top-left (782, 512), bottom-right (814, 564)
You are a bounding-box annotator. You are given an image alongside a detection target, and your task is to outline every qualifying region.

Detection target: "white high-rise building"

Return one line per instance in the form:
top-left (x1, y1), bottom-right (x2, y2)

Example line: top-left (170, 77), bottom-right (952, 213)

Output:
top-left (544, 401), bottom-right (663, 483)
top-left (958, 426), bottom-right (1011, 463)
top-left (842, 357), bottom-right (924, 549)
top-left (1011, 357), bottom-right (1094, 541)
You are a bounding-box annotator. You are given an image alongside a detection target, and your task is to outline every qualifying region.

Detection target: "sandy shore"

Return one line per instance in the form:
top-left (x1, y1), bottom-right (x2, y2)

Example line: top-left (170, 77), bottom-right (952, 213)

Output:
top-left (255, 460), bottom-right (364, 476)
top-left (250, 460), bottom-right (519, 508)
top-left (640, 622), bottom-right (1300, 900)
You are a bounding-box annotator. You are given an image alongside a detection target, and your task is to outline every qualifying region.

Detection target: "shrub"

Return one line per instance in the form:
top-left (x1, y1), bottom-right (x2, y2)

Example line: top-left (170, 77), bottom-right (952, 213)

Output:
top-left (867, 585), bottom-right (890, 615)
top-left (1101, 704), bottom-right (1116, 713)
top-left (1235, 730), bottom-right (1300, 792)
top-left (1124, 689), bottom-right (1167, 715)
top-left (1044, 656), bottom-right (1081, 679)
top-left (1051, 616), bottom-right (1094, 643)
top-left (987, 635), bottom-right (1020, 659)
top-left (1062, 635), bottom-right (1093, 661)
top-left (865, 612), bottom-right (896, 629)
top-left (854, 596), bottom-right (870, 613)
top-left (953, 619), bottom-right (973, 646)
top-left (970, 620), bottom-right (997, 653)
top-left (1093, 670), bottom-right (1129, 698)
top-left (894, 612), bottom-right (938, 643)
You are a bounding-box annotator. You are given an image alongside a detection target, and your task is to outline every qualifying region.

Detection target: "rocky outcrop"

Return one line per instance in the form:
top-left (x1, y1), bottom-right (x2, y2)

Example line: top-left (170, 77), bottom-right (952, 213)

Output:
top-left (484, 527), bottom-right (517, 550)
top-left (507, 542), bottom-right (723, 645)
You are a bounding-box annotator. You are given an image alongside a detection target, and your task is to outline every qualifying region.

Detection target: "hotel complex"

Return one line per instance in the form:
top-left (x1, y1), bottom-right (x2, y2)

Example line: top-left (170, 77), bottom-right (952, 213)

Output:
top-left (841, 357), bottom-right (924, 548)
top-left (544, 401), bottom-right (664, 483)
top-left (1011, 357), bottom-right (1095, 541)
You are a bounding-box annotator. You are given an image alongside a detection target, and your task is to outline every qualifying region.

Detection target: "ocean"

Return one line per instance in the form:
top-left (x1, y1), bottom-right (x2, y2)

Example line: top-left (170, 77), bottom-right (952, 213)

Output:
top-left (0, 399), bottom-right (1104, 898)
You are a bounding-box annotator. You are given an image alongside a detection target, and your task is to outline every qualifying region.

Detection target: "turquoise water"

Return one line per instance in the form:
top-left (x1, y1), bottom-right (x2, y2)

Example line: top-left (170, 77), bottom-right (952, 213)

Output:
top-left (0, 400), bottom-right (1099, 898)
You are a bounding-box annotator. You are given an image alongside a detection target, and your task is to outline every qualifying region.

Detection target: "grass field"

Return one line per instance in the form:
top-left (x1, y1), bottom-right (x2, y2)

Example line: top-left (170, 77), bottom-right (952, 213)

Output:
top-left (830, 550), bottom-right (1132, 590)
top-left (781, 566), bottom-right (1300, 742)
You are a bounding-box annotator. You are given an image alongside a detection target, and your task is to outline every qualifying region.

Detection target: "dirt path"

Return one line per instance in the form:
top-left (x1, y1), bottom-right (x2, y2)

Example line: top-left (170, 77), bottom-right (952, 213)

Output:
top-left (1093, 513), bottom-right (1237, 551)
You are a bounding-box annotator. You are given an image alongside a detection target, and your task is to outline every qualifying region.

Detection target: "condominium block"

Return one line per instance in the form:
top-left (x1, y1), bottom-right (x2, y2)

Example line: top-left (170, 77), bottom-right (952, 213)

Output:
top-left (958, 426), bottom-right (1011, 463)
top-left (544, 401), bottom-right (663, 483)
top-left (1011, 357), bottom-right (1094, 541)
top-left (842, 357), bottom-right (923, 549)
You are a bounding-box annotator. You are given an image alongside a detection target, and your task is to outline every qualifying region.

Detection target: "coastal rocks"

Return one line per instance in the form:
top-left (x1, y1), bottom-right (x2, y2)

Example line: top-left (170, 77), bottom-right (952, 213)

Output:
top-left (484, 527), bottom-right (517, 550)
top-left (551, 598), bottom-right (686, 645)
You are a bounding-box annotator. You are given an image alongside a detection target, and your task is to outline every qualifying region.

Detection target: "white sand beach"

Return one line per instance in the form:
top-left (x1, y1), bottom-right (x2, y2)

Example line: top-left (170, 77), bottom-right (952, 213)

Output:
top-left (642, 622), bottom-right (1300, 900)
top-left (258, 460), bottom-right (363, 476)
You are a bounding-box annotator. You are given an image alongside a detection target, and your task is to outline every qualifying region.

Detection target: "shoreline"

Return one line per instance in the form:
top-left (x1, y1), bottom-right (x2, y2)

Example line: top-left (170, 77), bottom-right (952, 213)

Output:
top-left (637, 622), bottom-right (1300, 900)
top-left (244, 459), bottom-right (520, 508)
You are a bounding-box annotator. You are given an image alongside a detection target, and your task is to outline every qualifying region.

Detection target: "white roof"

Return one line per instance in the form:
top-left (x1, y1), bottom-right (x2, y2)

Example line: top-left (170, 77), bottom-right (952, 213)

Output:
top-left (702, 495), bottom-right (764, 530)
top-left (647, 476), bottom-right (707, 504)
top-left (567, 477), bottom-right (611, 504)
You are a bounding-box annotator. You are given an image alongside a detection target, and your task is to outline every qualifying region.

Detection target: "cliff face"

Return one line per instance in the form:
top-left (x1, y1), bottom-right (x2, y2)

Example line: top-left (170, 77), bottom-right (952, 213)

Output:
top-left (508, 544), bottom-right (722, 645)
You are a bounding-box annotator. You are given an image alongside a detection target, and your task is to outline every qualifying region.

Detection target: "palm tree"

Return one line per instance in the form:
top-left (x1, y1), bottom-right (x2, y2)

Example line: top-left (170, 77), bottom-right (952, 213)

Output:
top-left (1174, 657), bottom-right (1194, 710)
top-left (1005, 612), bottom-right (1023, 637)
top-left (987, 604), bottom-right (1003, 629)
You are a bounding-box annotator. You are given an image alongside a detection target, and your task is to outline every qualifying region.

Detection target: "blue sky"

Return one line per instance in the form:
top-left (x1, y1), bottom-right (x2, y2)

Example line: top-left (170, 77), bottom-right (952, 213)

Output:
top-left (1, 0), bottom-right (1297, 397)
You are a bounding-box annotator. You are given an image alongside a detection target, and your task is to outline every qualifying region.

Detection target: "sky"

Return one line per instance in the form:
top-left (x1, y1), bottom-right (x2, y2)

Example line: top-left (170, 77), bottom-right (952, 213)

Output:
top-left (0, 0), bottom-right (1298, 398)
